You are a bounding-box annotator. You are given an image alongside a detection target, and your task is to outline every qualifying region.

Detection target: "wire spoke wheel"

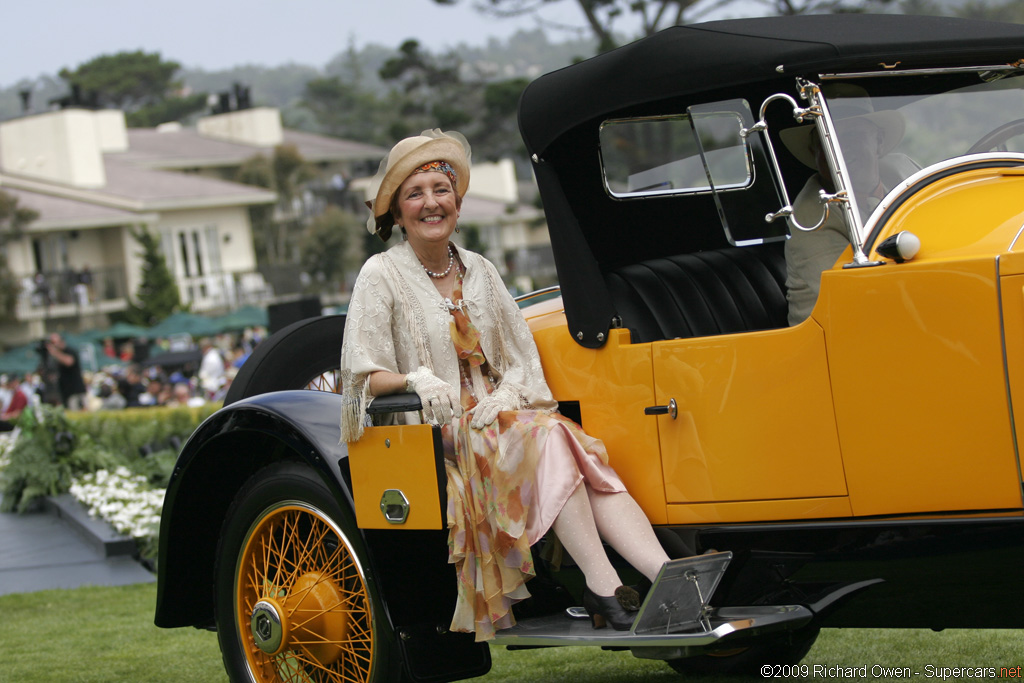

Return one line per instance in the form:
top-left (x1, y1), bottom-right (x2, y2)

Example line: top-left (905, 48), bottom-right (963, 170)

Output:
top-left (224, 316), bottom-right (344, 405)
top-left (304, 370), bottom-right (340, 394)
top-left (236, 502), bottom-right (373, 682)
top-left (216, 463), bottom-right (400, 683)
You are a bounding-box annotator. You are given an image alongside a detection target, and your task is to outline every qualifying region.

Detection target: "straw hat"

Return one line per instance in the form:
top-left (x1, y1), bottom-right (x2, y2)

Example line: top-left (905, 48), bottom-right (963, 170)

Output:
top-left (364, 129), bottom-right (471, 241)
top-left (780, 83), bottom-right (905, 169)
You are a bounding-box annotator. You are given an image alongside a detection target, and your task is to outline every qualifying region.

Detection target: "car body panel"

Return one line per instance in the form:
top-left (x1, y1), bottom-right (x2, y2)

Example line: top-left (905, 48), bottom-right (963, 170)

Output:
top-left (155, 391), bottom-right (350, 629)
top-left (348, 423), bottom-right (445, 530)
top-left (821, 256), bottom-right (1020, 515)
top-left (529, 324), bottom-right (669, 523)
top-left (867, 165), bottom-right (1024, 260)
top-left (653, 321), bottom-right (846, 506)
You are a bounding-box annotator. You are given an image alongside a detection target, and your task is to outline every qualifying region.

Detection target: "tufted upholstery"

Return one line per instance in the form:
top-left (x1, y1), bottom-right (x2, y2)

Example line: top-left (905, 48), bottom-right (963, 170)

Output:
top-left (605, 242), bottom-right (788, 343)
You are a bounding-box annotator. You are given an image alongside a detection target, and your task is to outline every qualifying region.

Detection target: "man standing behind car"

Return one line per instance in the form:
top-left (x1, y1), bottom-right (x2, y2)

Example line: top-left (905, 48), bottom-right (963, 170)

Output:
top-left (43, 333), bottom-right (87, 411)
top-left (780, 84), bottom-right (918, 325)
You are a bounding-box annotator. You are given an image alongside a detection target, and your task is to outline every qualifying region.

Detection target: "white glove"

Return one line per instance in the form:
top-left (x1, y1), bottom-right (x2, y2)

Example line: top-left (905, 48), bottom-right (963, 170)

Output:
top-left (405, 367), bottom-right (462, 426)
top-left (470, 384), bottom-right (525, 429)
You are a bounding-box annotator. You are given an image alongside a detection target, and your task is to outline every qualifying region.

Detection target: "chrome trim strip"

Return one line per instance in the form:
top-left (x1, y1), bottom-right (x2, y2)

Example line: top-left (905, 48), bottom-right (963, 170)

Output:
top-left (514, 285), bottom-right (561, 303)
top-left (820, 65), bottom-right (1024, 80)
top-left (995, 255), bottom-right (1024, 504)
top-left (861, 152), bottom-right (1024, 245)
top-left (1009, 221), bottom-right (1024, 253)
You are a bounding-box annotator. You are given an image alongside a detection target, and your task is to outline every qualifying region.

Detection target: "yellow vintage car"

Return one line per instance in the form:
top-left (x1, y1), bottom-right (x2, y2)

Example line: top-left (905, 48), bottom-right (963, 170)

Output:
top-left (155, 13), bottom-right (1024, 682)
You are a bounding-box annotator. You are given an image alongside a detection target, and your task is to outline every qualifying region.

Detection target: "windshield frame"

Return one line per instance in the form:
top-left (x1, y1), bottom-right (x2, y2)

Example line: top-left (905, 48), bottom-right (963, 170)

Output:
top-left (781, 65), bottom-right (1024, 265)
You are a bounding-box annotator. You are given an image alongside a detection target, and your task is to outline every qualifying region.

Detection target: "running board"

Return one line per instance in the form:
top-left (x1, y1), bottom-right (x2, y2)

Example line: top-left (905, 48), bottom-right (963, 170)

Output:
top-left (493, 604), bottom-right (813, 649)
top-left (495, 552), bottom-right (812, 650)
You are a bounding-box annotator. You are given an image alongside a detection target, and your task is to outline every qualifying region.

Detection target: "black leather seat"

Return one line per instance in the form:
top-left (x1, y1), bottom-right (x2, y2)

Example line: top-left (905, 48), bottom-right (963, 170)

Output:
top-left (605, 242), bottom-right (788, 343)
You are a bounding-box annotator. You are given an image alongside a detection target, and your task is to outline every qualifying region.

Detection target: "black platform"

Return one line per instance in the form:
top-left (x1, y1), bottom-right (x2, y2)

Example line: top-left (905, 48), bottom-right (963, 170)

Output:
top-left (0, 492), bottom-right (155, 596)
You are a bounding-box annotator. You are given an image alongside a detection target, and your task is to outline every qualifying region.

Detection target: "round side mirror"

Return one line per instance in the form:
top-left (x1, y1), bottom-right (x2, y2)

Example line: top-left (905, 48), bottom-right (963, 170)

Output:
top-left (877, 231), bottom-right (921, 263)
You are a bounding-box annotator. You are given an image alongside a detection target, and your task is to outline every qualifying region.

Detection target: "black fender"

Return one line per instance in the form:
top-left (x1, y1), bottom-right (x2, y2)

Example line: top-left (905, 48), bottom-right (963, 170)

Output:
top-left (154, 389), bottom-right (488, 681)
top-left (155, 390), bottom-right (352, 629)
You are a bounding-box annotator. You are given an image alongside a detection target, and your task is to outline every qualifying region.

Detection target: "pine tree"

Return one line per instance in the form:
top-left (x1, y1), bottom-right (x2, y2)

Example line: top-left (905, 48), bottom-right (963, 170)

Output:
top-left (0, 190), bottom-right (38, 322)
top-left (122, 227), bottom-right (182, 326)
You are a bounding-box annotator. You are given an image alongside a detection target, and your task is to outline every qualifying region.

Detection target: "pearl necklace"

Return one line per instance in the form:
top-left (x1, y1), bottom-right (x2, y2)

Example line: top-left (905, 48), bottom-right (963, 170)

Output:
top-left (423, 246), bottom-right (454, 279)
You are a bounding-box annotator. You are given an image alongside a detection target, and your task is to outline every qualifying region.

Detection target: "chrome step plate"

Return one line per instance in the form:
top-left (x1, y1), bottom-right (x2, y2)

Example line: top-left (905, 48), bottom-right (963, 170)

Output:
top-left (633, 551), bottom-right (733, 634)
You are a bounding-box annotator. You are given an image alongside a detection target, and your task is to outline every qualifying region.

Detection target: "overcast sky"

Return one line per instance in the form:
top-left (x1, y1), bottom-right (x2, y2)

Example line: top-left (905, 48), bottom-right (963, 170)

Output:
top-left (2, 0), bottom-right (641, 88)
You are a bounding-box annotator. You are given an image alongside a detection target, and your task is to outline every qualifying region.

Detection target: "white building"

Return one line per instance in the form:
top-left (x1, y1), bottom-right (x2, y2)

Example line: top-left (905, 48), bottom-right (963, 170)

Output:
top-left (0, 106), bottom-right (384, 346)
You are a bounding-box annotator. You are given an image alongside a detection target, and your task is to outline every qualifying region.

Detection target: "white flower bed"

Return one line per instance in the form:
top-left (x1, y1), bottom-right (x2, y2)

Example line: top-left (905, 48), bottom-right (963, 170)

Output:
top-left (69, 467), bottom-right (165, 539)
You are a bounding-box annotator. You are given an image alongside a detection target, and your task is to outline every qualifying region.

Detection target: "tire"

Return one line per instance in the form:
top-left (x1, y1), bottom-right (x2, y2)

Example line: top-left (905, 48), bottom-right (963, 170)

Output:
top-left (225, 315), bottom-right (345, 405)
top-left (666, 626), bottom-right (820, 676)
top-left (214, 461), bottom-right (404, 683)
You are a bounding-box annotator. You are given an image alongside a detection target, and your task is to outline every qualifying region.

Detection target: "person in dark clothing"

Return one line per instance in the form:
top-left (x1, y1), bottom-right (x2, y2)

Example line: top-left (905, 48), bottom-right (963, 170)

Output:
top-left (118, 365), bottom-right (148, 408)
top-left (43, 333), bottom-right (87, 410)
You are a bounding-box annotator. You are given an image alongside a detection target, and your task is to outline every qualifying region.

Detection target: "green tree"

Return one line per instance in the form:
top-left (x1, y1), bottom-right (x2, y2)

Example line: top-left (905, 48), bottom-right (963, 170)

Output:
top-left (379, 40), bottom-right (473, 138)
top-left (235, 144), bottom-right (315, 266)
top-left (236, 154), bottom-right (276, 265)
top-left (302, 76), bottom-right (391, 144)
top-left (122, 227), bottom-right (182, 327)
top-left (58, 50), bottom-right (207, 126)
top-left (0, 191), bottom-right (39, 322)
top-left (476, 78), bottom-right (531, 161)
top-left (299, 206), bottom-right (361, 292)
top-left (126, 92), bottom-right (210, 127)
top-left (953, 0), bottom-right (1024, 22)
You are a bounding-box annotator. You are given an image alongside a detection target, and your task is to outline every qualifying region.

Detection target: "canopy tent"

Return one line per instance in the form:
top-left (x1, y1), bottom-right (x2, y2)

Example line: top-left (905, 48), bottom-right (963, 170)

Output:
top-left (212, 305), bottom-right (268, 333)
top-left (145, 311), bottom-right (220, 339)
top-left (0, 306), bottom-right (267, 375)
top-left (82, 321), bottom-right (151, 341)
top-left (0, 344), bottom-right (41, 375)
top-left (0, 339), bottom-right (124, 375)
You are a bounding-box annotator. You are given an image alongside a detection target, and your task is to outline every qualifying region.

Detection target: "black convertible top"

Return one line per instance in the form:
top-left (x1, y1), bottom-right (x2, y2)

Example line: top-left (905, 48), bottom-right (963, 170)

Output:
top-left (519, 14), bottom-right (1024, 157)
top-left (517, 14), bottom-right (1024, 348)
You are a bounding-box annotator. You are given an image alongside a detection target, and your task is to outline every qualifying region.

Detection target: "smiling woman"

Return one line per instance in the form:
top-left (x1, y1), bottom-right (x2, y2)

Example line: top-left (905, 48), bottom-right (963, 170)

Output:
top-left (338, 129), bottom-right (675, 645)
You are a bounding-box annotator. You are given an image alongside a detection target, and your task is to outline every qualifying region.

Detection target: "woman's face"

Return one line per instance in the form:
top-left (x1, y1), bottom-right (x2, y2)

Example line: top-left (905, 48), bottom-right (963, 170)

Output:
top-left (394, 170), bottom-right (460, 248)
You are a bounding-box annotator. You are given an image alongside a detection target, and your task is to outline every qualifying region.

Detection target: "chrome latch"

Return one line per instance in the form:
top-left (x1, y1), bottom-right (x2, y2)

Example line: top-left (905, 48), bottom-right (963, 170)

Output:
top-left (644, 398), bottom-right (678, 420)
top-left (380, 489), bottom-right (410, 524)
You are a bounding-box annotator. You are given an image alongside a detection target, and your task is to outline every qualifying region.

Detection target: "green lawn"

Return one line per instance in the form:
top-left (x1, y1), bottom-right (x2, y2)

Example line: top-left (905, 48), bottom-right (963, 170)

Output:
top-left (1, 583), bottom-right (1022, 682)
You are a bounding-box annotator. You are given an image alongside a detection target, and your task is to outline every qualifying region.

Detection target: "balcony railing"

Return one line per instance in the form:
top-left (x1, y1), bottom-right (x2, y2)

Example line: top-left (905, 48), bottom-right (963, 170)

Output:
top-left (13, 267), bottom-right (282, 320)
top-left (14, 267), bottom-right (129, 321)
top-left (178, 271), bottom-right (276, 313)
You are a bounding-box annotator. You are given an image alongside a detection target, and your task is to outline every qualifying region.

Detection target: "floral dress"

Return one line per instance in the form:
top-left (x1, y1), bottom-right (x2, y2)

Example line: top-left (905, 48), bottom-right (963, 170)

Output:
top-left (442, 264), bottom-right (627, 641)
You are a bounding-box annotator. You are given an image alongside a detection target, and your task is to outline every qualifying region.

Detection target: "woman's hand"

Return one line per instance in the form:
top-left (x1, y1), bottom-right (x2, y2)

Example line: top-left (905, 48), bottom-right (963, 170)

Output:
top-left (404, 367), bottom-right (462, 425)
top-left (469, 384), bottom-right (524, 429)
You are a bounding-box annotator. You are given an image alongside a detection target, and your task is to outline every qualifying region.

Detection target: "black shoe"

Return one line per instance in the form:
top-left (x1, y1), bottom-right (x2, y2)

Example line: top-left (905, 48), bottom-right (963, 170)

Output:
top-left (582, 585), bottom-right (640, 631)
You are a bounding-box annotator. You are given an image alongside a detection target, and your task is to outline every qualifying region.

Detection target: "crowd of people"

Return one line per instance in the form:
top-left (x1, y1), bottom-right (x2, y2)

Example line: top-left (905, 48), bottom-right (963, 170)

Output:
top-left (0, 326), bottom-right (266, 429)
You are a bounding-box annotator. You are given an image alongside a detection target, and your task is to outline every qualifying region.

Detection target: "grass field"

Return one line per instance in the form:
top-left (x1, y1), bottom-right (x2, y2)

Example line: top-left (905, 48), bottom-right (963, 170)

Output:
top-left (1, 583), bottom-right (1022, 682)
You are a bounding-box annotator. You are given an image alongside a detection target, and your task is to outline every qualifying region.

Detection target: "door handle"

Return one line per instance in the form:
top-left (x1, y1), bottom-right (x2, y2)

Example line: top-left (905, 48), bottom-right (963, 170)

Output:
top-left (644, 398), bottom-right (678, 419)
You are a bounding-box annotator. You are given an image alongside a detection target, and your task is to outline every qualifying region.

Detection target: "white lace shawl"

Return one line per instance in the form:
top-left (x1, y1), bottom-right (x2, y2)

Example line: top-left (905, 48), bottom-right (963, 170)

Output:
top-left (340, 241), bottom-right (557, 442)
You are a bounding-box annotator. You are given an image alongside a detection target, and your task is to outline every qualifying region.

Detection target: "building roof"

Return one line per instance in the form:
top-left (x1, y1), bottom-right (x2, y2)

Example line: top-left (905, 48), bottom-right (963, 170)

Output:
top-left (0, 182), bottom-right (156, 230)
top-left (119, 127), bottom-right (386, 170)
top-left (100, 160), bottom-right (276, 210)
top-left (0, 106), bottom-right (389, 227)
top-left (0, 161), bottom-right (276, 218)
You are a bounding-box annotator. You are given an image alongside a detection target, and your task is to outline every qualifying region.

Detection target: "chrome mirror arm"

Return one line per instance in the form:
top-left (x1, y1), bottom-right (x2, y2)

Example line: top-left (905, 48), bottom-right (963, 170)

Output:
top-left (765, 189), bottom-right (847, 233)
top-left (742, 79), bottom-right (881, 267)
top-left (741, 91), bottom-right (830, 234)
